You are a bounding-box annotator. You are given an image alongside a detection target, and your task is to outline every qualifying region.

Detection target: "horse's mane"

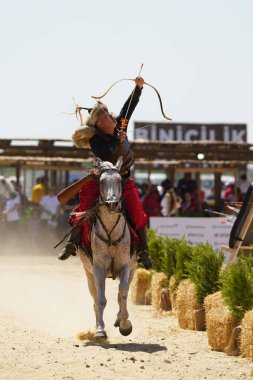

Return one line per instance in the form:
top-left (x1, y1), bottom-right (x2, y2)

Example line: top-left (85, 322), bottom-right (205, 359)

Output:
top-left (92, 159), bottom-right (117, 175)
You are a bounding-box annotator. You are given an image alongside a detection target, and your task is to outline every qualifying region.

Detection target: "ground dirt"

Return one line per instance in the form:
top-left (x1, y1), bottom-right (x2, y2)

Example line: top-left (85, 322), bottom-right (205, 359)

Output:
top-left (0, 253), bottom-right (253, 380)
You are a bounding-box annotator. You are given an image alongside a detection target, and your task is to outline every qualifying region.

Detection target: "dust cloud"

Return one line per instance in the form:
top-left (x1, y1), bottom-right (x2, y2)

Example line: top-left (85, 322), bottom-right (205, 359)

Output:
top-left (0, 249), bottom-right (121, 339)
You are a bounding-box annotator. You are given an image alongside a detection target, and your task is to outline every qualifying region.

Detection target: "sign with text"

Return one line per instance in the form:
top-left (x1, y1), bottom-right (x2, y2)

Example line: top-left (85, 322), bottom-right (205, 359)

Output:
top-left (149, 217), bottom-right (232, 260)
top-left (134, 123), bottom-right (247, 142)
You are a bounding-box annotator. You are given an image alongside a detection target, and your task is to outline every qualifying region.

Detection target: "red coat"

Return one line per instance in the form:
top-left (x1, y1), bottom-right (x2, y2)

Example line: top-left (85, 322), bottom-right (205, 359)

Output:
top-left (70, 178), bottom-right (147, 247)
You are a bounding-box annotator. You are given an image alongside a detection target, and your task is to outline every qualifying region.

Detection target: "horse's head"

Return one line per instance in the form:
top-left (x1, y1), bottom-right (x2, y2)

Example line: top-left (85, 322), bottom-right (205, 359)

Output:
top-left (92, 157), bottom-right (123, 214)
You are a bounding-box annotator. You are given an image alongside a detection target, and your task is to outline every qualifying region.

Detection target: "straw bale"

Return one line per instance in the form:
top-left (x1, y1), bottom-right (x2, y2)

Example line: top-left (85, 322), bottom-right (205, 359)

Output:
top-left (131, 268), bottom-right (151, 305)
top-left (204, 291), bottom-right (224, 313)
top-left (177, 279), bottom-right (201, 330)
top-left (151, 272), bottom-right (168, 311)
top-left (240, 309), bottom-right (253, 361)
top-left (204, 291), bottom-right (238, 351)
top-left (169, 275), bottom-right (177, 310)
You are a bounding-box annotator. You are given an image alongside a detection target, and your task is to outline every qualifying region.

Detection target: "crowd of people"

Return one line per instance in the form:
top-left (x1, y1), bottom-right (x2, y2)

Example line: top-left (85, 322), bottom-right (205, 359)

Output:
top-left (0, 176), bottom-right (78, 253)
top-left (138, 173), bottom-right (252, 223)
top-left (0, 172), bottom-right (251, 252)
top-left (137, 172), bottom-right (204, 226)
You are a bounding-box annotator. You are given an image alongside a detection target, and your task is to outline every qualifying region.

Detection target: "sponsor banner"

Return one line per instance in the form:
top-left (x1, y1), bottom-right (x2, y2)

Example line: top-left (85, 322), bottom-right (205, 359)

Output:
top-left (134, 122), bottom-right (247, 142)
top-left (149, 217), bottom-right (232, 253)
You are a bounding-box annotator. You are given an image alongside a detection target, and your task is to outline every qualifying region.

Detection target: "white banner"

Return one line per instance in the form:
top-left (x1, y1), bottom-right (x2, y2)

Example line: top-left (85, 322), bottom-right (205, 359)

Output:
top-left (149, 217), bottom-right (232, 252)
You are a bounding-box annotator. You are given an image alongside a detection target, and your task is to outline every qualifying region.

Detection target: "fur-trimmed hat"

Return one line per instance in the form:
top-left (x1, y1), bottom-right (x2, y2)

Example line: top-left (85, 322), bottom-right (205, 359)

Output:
top-left (85, 101), bottom-right (108, 127)
top-left (72, 101), bottom-right (108, 148)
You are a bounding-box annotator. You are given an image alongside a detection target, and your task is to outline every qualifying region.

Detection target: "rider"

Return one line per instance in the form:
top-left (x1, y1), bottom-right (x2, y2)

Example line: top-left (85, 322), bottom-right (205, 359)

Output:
top-left (58, 77), bottom-right (152, 270)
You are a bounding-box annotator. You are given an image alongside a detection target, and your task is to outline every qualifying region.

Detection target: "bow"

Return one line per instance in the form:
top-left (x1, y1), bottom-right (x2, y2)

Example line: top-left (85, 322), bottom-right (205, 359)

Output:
top-left (91, 78), bottom-right (172, 121)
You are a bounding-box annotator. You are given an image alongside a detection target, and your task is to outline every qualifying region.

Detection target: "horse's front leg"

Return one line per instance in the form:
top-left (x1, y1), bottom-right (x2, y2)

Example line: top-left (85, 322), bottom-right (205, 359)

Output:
top-left (93, 263), bottom-right (107, 340)
top-left (118, 265), bottom-right (133, 336)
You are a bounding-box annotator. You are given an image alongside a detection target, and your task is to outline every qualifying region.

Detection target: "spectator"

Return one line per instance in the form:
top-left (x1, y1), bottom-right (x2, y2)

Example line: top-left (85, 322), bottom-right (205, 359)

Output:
top-left (2, 191), bottom-right (21, 241)
top-left (39, 187), bottom-right (60, 228)
top-left (177, 172), bottom-right (197, 199)
top-left (13, 182), bottom-right (28, 216)
top-left (239, 174), bottom-right (251, 201)
top-left (32, 177), bottom-right (46, 203)
top-left (139, 183), bottom-right (149, 202)
top-left (159, 178), bottom-right (172, 202)
top-left (160, 179), bottom-right (179, 217)
top-left (180, 191), bottom-right (199, 214)
top-left (223, 183), bottom-right (237, 202)
top-left (142, 184), bottom-right (162, 225)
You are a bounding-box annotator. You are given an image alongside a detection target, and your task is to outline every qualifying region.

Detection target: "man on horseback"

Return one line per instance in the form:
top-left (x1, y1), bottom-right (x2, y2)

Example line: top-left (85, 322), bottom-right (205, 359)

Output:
top-left (58, 76), bottom-right (152, 270)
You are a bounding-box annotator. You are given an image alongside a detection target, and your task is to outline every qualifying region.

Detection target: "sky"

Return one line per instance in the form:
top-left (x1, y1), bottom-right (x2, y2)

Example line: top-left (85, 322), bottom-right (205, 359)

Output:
top-left (0, 0), bottom-right (253, 142)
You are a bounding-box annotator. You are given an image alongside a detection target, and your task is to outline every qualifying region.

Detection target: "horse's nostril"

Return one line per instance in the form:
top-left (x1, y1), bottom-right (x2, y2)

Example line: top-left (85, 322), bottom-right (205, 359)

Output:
top-left (105, 201), bottom-right (118, 210)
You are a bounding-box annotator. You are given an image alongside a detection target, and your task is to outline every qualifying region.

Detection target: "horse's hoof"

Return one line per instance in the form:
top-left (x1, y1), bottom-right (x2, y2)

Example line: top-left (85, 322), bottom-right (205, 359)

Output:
top-left (119, 323), bottom-right (132, 336)
top-left (94, 330), bottom-right (107, 342)
top-left (114, 320), bottom-right (120, 328)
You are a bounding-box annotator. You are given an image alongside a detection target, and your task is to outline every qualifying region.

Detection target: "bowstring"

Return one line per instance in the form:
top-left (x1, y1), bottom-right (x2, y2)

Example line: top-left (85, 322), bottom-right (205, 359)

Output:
top-left (123, 64), bottom-right (144, 125)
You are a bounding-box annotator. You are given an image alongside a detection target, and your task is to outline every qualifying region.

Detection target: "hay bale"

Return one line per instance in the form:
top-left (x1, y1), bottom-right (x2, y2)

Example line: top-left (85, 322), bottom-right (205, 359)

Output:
top-left (151, 272), bottom-right (168, 311)
top-left (240, 309), bottom-right (253, 361)
top-left (204, 291), bottom-right (238, 351)
top-left (177, 279), bottom-right (201, 330)
top-left (131, 268), bottom-right (151, 304)
top-left (204, 291), bottom-right (224, 313)
top-left (169, 275), bottom-right (177, 310)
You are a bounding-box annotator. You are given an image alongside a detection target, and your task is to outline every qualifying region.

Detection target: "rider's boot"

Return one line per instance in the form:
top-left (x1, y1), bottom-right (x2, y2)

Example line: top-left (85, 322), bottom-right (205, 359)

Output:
top-left (58, 225), bottom-right (82, 261)
top-left (136, 228), bottom-right (152, 270)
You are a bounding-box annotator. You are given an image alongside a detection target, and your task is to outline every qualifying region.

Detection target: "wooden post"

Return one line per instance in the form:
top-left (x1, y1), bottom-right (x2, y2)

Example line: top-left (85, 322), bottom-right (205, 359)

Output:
top-left (195, 172), bottom-right (201, 204)
top-left (167, 165), bottom-right (175, 187)
top-left (214, 172), bottom-right (222, 209)
top-left (65, 170), bottom-right (69, 188)
top-left (15, 165), bottom-right (21, 185)
top-left (50, 170), bottom-right (57, 188)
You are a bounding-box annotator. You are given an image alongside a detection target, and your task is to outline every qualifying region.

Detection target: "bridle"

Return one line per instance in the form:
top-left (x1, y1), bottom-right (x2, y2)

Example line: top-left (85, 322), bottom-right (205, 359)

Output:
top-left (94, 169), bottom-right (126, 247)
top-left (95, 212), bottom-right (127, 247)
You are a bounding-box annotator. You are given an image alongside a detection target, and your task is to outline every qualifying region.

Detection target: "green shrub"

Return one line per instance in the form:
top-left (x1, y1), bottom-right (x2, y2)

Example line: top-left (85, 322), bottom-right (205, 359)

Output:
top-left (147, 229), bottom-right (166, 272)
top-left (173, 237), bottom-right (193, 285)
top-left (220, 256), bottom-right (253, 322)
top-left (185, 243), bottom-right (225, 305)
top-left (160, 237), bottom-right (177, 281)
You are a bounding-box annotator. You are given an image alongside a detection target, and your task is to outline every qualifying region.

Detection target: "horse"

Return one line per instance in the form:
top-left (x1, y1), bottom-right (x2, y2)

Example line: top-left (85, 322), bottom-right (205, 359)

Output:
top-left (0, 176), bottom-right (15, 201)
top-left (78, 157), bottom-right (137, 340)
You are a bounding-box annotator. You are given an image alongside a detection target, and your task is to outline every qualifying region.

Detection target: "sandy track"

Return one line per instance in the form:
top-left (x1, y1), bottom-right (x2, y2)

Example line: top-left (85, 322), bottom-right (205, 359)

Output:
top-left (0, 254), bottom-right (252, 380)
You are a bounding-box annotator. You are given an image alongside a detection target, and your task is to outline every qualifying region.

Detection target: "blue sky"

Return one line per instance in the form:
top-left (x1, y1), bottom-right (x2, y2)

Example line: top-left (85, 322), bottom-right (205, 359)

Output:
top-left (0, 0), bottom-right (252, 141)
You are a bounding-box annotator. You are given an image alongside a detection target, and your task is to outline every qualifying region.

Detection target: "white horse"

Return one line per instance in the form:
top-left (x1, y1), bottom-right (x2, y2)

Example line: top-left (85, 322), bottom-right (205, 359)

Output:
top-left (0, 176), bottom-right (15, 201)
top-left (79, 157), bottom-right (137, 340)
